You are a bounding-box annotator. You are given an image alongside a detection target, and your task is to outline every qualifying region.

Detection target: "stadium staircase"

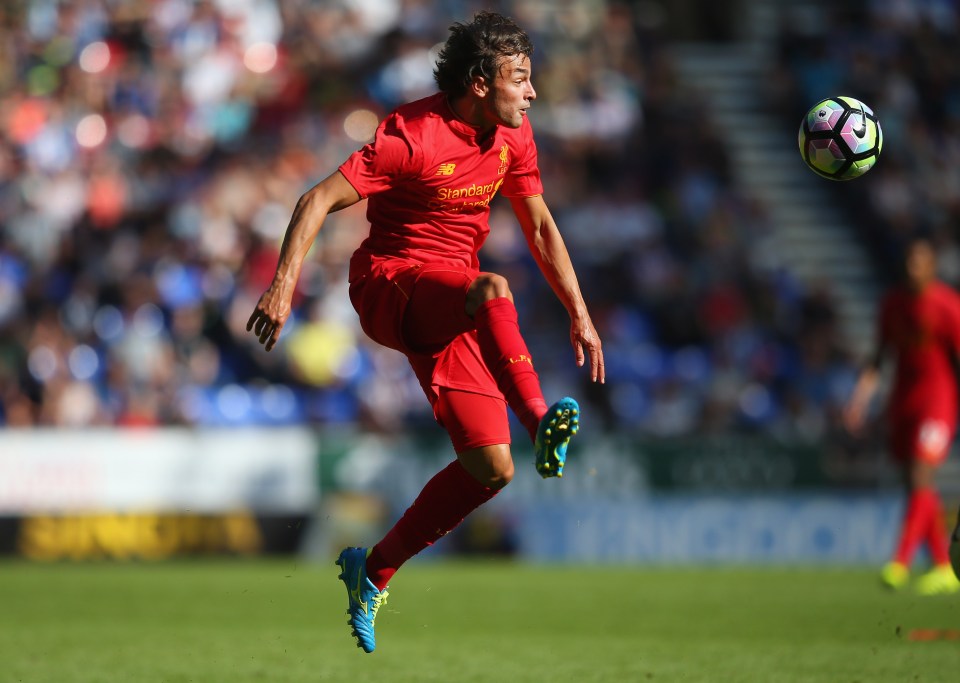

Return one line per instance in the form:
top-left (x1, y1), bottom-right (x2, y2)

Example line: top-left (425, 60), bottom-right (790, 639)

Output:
top-left (669, 0), bottom-right (880, 360)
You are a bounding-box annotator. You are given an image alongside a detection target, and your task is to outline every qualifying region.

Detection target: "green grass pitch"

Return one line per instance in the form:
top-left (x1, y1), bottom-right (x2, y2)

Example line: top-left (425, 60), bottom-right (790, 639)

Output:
top-left (1, 559), bottom-right (958, 682)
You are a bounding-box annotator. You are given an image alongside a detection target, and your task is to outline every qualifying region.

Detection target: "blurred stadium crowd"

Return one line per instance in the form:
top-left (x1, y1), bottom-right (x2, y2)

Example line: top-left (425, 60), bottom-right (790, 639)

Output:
top-left (0, 0), bottom-right (950, 441)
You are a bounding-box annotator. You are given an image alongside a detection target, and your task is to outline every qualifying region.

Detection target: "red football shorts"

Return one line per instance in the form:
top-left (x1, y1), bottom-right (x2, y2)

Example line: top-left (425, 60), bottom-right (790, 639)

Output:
top-left (349, 260), bottom-right (477, 354)
top-left (435, 388), bottom-right (510, 452)
top-left (348, 260), bottom-right (510, 450)
top-left (889, 416), bottom-right (954, 465)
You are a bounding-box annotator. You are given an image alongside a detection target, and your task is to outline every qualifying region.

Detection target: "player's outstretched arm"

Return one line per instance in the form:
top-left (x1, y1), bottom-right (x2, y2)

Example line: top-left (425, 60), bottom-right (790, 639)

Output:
top-left (247, 170), bottom-right (360, 351)
top-left (509, 194), bottom-right (604, 383)
top-left (843, 352), bottom-right (883, 434)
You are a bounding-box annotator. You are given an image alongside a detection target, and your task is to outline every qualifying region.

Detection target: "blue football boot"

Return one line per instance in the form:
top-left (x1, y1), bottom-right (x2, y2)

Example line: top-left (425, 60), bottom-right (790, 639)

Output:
top-left (534, 397), bottom-right (580, 478)
top-left (335, 547), bottom-right (389, 653)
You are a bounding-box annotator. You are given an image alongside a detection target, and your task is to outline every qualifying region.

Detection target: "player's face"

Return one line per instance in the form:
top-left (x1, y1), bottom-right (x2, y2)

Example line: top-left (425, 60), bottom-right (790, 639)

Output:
top-left (905, 241), bottom-right (936, 289)
top-left (483, 53), bottom-right (536, 129)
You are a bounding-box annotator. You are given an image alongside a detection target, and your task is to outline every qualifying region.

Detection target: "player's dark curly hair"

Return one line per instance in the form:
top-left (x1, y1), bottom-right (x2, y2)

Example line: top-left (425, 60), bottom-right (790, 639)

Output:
top-left (434, 11), bottom-right (534, 97)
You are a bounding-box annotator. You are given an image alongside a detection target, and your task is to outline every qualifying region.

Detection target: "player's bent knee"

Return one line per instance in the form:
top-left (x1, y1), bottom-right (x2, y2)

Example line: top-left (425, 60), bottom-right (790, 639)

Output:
top-left (458, 444), bottom-right (514, 489)
top-left (466, 273), bottom-right (513, 310)
top-left (909, 460), bottom-right (938, 490)
top-left (490, 457), bottom-right (514, 489)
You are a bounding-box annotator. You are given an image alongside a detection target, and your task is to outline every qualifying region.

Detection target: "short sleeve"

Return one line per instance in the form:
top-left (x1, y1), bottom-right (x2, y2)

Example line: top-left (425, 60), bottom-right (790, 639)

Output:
top-left (339, 114), bottom-right (422, 198)
top-left (500, 119), bottom-right (543, 198)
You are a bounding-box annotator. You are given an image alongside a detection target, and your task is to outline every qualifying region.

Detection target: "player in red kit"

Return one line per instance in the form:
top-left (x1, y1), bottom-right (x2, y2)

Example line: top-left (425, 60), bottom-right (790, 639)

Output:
top-left (246, 12), bottom-right (604, 651)
top-left (845, 237), bottom-right (960, 595)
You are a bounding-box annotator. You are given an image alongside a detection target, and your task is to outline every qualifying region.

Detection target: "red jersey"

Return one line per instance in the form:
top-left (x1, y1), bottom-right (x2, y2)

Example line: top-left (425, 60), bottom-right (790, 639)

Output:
top-left (879, 281), bottom-right (960, 422)
top-left (339, 92), bottom-right (543, 281)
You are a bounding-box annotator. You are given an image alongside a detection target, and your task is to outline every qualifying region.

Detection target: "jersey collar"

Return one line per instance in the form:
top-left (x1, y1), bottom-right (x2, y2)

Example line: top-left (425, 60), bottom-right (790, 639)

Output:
top-left (442, 95), bottom-right (499, 146)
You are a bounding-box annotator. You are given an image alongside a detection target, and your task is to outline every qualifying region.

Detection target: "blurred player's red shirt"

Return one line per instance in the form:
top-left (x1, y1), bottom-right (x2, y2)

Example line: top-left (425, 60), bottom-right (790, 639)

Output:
top-left (339, 92), bottom-right (543, 280)
top-left (880, 281), bottom-right (960, 423)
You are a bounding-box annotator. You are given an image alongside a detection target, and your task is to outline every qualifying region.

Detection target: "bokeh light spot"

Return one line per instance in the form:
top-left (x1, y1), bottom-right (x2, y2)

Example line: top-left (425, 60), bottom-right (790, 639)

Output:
top-left (217, 384), bottom-right (252, 421)
top-left (76, 114), bottom-right (107, 148)
top-left (117, 114), bottom-right (150, 149)
top-left (8, 99), bottom-right (47, 144)
top-left (27, 64), bottom-right (60, 97)
top-left (261, 385), bottom-right (296, 420)
top-left (133, 303), bottom-right (165, 338)
top-left (68, 344), bottom-right (100, 380)
top-left (78, 41), bottom-right (110, 74)
top-left (93, 305), bottom-right (124, 342)
top-left (243, 42), bottom-right (277, 73)
top-left (28, 345), bottom-right (58, 383)
top-left (43, 36), bottom-right (75, 66)
top-left (343, 109), bottom-right (379, 142)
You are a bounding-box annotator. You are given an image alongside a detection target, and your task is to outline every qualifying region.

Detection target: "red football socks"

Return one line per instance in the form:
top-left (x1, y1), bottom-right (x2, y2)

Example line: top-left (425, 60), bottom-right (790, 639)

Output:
top-left (365, 460), bottom-right (498, 591)
top-left (473, 297), bottom-right (548, 442)
top-left (924, 489), bottom-right (951, 566)
top-left (894, 487), bottom-right (940, 566)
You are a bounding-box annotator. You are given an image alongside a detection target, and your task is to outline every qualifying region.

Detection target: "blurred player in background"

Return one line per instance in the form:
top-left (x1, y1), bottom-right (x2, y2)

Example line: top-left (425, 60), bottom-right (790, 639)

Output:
top-left (246, 11), bottom-right (604, 652)
top-left (845, 236), bottom-right (960, 595)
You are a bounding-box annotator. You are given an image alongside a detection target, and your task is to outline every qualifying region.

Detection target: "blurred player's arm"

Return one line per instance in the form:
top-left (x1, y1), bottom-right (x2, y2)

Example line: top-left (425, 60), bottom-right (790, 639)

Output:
top-left (843, 348), bottom-right (884, 434)
top-left (509, 194), bottom-right (604, 383)
top-left (247, 171), bottom-right (361, 351)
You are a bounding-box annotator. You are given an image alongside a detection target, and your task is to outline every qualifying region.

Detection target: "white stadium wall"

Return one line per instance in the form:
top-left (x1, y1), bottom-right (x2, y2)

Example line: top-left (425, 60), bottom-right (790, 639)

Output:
top-left (0, 428), bottom-right (319, 559)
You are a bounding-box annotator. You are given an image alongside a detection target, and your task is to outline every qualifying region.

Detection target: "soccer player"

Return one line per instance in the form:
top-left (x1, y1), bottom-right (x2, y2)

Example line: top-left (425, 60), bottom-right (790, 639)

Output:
top-left (246, 12), bottom-right (604, 651)
top-left (844, 236), bottom-right (960, 595)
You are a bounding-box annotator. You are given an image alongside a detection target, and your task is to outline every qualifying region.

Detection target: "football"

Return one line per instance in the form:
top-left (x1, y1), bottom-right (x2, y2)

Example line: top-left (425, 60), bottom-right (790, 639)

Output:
top-left (797, 96), bottom-right (883, 180)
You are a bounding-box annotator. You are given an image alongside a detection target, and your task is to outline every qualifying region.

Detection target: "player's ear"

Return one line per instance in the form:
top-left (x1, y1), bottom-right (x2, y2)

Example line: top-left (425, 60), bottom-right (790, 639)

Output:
top-left (469, 74), bottom-right (490, 98)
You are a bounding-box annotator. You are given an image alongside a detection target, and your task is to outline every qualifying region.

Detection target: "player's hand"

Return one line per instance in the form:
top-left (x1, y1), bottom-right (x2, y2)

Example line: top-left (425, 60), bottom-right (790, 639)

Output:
top-left (570, 314), bottom-right (604, 384)
top-left (246, 282), bottom-right (294, 352)
top-left (842, 367), bottom-right (880, 436)
top-left (842, 398), bottom-right (866, 435)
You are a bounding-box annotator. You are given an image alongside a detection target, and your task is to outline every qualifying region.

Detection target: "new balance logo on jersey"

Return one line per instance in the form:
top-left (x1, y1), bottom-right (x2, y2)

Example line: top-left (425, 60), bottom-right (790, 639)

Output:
top-left (436, 163), bottom-right (456, 175)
